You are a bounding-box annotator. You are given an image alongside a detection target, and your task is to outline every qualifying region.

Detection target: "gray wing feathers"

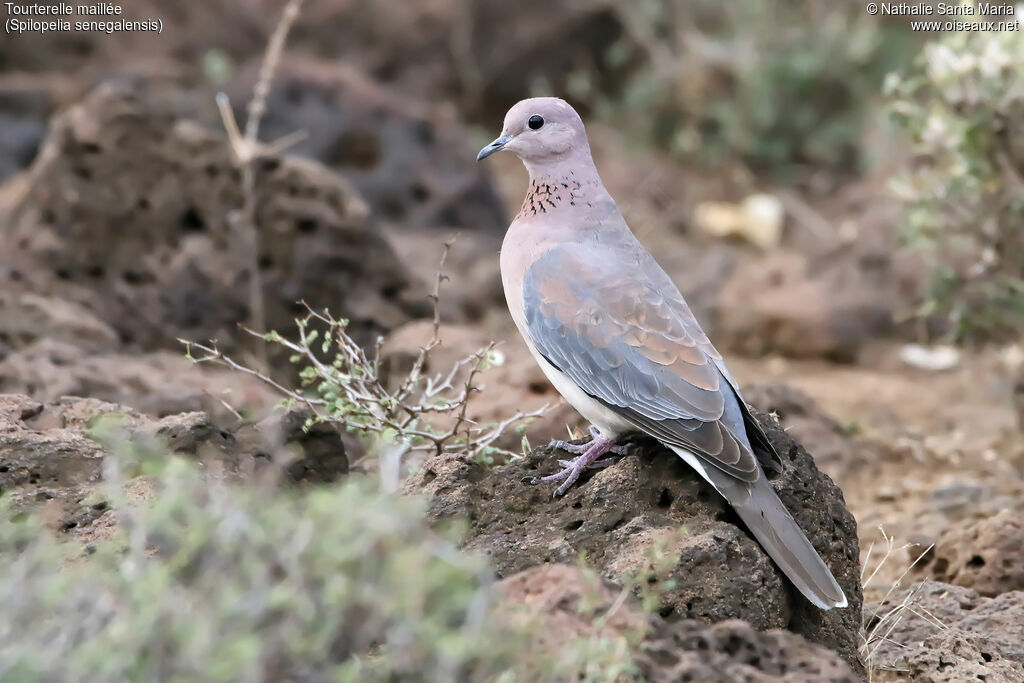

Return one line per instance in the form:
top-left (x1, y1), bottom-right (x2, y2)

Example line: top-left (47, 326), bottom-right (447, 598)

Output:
top-left (523, 246), bottom-right (760, 480)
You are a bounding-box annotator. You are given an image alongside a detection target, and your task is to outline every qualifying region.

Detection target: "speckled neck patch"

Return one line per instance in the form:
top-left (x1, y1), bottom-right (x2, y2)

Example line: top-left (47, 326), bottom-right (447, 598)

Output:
top-left (515, 173), bottom-right (592, 220)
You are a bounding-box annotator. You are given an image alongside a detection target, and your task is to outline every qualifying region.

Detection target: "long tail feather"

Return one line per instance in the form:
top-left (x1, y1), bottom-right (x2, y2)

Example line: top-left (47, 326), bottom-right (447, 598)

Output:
top-left (671, 446), bottom-right (847, 609)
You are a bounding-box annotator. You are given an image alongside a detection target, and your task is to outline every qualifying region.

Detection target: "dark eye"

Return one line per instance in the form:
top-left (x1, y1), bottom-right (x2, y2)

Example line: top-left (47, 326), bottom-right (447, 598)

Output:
top-left (528, 115), bottom-right (544, 130)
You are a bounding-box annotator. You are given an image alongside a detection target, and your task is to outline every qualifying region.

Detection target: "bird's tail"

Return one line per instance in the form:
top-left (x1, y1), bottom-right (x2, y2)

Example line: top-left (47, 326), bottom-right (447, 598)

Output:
top-left (671, 447), bottom-right (848, 610)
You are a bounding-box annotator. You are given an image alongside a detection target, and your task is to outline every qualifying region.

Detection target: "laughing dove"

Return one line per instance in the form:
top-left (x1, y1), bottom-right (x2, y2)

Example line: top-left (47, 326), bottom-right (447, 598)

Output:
top-left (477, 97), bottom-right (847, 610)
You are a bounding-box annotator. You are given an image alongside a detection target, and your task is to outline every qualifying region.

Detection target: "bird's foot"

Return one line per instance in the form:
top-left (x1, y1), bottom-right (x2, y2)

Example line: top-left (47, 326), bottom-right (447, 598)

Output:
top-left (528, 429), bottom-right (627, 497)
top-left (548, 426), bottom-right (629, 456)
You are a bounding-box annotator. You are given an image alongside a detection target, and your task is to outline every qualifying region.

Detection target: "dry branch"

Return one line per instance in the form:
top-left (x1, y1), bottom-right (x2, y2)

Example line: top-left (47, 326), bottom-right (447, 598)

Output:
top-left (182, 243), bottom-right (547, 470)
top-left (216, 0), bottom-right (307, 370)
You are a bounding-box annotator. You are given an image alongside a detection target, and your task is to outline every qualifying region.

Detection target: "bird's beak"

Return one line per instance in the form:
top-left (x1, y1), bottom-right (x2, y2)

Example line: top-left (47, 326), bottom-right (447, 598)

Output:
top-left (477, 134), bottom-right (513, 161)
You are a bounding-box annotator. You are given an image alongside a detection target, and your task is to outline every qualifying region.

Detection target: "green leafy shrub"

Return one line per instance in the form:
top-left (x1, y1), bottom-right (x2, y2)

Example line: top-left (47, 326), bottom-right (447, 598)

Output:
top-left (0, 452), bottom-right (519, 682)
top-left (573, 0), bottom-right (917, 180)
top-left (887, 16), bottom-right (1024, 340)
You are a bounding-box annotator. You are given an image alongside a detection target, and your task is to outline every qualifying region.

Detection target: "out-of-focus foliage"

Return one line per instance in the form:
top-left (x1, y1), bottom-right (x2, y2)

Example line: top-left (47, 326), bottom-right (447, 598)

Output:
top-left (887, 15), bottom-right (1024, 340)
top-left (0, 450), bottom-right (516, 682)
top-left (570, 0), bottom-right (918, 181)
top-left (0, 440), bottom-right (642, 682)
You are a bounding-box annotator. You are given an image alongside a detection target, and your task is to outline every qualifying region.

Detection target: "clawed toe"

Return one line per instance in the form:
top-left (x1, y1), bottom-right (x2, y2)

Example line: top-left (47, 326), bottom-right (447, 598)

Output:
top-left (538, 467), bottom-right (573, 483)
top-left (548, 439), bottom-right (589, 455)
top-left (533, 431), bottom-right (627, 496)
top-left (552, 479), bottom-right (574, 498)
top-left (550, 431), bottom-right (629, 458)
top-left (522, 470), bottom-right (576, 497)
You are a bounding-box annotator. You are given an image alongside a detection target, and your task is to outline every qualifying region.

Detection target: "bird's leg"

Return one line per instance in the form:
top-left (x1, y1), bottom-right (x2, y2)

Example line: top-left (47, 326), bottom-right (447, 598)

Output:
top-left (531, 428), bottom-right (629, 497)
top-left (548, 426), bottom-right (629, 456)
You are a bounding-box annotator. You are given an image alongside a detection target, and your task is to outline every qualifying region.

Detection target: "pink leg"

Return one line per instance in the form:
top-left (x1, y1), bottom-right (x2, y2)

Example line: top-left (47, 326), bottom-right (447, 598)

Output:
top-left (548, 426), bottom-right (628, 456)
top-left (530, 429), bottom-right (628, 497)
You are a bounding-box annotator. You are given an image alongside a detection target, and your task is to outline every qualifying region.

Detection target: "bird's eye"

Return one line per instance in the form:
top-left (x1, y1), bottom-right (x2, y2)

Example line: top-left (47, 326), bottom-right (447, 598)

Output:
top-left (528, 115), bottom-right (544, 130)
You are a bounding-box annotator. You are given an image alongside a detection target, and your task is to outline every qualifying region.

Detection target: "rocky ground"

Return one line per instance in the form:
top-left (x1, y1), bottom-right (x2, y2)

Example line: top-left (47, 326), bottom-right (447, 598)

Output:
top-left (3, 3), bottom-right (1023, 680)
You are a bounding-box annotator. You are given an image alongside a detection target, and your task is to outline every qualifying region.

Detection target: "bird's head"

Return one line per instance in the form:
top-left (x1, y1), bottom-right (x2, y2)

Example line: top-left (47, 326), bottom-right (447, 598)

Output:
top-left (476, 97), bottom-right (590, 169)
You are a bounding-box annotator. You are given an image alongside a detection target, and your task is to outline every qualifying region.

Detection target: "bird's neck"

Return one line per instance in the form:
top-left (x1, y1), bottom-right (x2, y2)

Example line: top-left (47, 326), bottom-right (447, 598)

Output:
top-left (516, 157), bottom-right (613, 222)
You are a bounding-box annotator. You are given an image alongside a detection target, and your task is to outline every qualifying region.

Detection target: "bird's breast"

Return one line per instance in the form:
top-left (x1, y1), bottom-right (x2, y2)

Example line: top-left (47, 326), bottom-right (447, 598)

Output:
top-left (499, 223), bottom-right (553, 331)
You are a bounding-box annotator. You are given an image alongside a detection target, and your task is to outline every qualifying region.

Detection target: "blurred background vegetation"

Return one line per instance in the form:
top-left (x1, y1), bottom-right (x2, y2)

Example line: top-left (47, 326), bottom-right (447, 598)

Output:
top-left (888, 22), bottom-right (1024, 340)
top-left (571, 1), bottom-right (919, 182)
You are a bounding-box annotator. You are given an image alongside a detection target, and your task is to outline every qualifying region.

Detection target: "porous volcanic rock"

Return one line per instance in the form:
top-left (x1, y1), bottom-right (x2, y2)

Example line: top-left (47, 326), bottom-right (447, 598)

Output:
top-left (638, 617), bottom-right (860, 682)
top-left (913, 510), bottom-right (1024, 597)
top-left (0, 394), bottom-right (347, 533)
top-left (889, 630), bottom-right (1024, 683)
top-left (496, 564), bottom-right (859, 682)
top-left (238, 406), bottom-right (351, 485)
top-left (226, 57), bottom-right (507, 232)
top-left (0, 394), bottom-right (107, 533)
top-left (1, 80), bottom-right (424, 356)
top-left (865, 581), bottom-right (1024, 681)
top-left (407, 406), bottom-right (863, 673)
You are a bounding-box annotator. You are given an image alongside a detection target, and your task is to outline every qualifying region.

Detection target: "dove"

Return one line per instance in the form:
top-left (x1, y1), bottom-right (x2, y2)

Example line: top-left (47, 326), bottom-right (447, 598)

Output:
top-left (477, 97), bottom-right (847, 610)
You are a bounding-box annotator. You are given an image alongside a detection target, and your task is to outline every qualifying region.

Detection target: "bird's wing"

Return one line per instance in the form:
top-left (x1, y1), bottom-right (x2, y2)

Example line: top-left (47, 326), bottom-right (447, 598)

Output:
top-left (523, 242), bottom-right (770, 482)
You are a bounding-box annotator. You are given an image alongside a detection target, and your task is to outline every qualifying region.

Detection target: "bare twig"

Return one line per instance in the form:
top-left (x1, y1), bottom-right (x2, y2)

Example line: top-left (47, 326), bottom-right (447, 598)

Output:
top-left (200, 389), bottom-right (245, 423)
top-left (396, 239), bottom-right (453, 405)
top-left (216, 0), bottom-right (306, 371)
top-left (181, 336), bottom-right (327, 414)
top-left (244, 0), bottom-right (303, 145)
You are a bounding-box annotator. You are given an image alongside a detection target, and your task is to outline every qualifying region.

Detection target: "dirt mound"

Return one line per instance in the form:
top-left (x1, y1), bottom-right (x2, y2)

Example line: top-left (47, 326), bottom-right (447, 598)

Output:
top-left (742, 382), bottom-right (874, 469)
top-left (0, 292), bottom-right (117, 354)
top-left (0, 341), bottom-right (279, 423)
top-left (0, 290), bottom-right (282, 425)
top-left (406, 405), bottom-right (864, 673)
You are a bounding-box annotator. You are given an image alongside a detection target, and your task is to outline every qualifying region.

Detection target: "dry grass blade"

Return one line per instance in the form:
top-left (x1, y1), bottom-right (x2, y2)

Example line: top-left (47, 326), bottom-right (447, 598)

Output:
top-left (860, 526), bottom-right (941, 680)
